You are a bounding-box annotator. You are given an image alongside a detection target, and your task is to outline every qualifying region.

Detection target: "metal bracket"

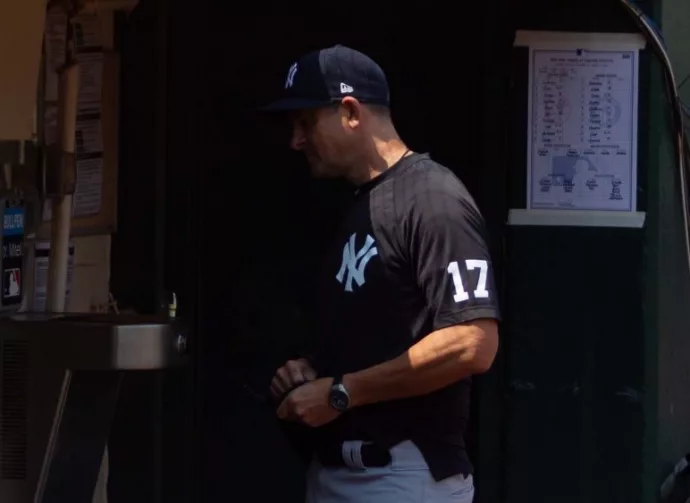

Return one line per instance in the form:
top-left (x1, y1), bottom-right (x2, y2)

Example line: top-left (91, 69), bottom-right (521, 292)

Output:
top-left (43, 145), bottom-right (76, 196)
top-left (33, 370), bottom-right (122, 503)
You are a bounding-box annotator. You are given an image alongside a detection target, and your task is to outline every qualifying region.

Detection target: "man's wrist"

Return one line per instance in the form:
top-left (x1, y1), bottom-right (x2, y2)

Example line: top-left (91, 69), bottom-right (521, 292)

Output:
top-left (328, 375), bottom-right (350, 412)
top-left (341, 373), bottom-right (365, 409)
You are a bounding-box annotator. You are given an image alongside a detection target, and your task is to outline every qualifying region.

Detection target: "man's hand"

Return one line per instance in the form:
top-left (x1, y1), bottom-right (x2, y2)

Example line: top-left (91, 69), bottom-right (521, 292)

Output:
top-left (276, 378), bottom-right (340, 427)
top-left (270, 358), bottom-right (317, 400)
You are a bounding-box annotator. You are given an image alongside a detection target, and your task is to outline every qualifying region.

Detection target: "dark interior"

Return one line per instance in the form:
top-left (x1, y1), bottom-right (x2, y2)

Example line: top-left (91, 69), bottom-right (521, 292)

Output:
top-left (112, 3), bottom-right (509, 503)
top-left (195, 10), bottom-right (503, 503)
top-left (110, 1), bottom-right (661, 502)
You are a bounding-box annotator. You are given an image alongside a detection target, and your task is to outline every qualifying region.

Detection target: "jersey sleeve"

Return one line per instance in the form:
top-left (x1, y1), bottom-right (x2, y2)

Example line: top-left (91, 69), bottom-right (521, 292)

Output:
top-left (406, 186), bottom-right (501, 330)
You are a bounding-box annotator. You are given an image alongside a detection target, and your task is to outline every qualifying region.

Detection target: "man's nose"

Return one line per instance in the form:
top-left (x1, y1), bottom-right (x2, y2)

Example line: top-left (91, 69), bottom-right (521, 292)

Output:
top-left (290, 128), bottom-right (306, 151)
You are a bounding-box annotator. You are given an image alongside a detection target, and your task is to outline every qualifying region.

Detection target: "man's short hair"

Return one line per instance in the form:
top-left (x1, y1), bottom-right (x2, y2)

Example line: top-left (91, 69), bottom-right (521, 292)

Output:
top-left (365, 104), bottom-right (391, 119)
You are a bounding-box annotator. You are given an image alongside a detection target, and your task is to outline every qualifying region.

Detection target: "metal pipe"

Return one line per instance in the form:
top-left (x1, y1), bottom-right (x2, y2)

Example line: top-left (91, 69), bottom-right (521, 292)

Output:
top-left (3, 162), bottom-right (11, 190)
top-left (619, 0), bottom-right (690, 275)
top-left (46, 62), bottom-right (79, 313)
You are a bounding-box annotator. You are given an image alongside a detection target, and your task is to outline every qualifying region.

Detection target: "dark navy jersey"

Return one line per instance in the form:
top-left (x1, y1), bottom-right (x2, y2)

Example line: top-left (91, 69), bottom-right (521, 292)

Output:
top-left (313, 152), bottom-right (501, 481)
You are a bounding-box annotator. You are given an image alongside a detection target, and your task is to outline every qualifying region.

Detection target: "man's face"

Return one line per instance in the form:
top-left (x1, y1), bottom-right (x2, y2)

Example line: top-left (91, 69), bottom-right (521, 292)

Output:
top-left (289, 104), bottom-right (359, 178)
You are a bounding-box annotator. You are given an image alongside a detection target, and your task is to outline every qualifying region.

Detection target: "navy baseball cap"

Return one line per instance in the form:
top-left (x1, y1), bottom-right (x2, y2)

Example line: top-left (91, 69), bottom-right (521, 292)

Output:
top-left (261, 45), bottom-right (390, 112)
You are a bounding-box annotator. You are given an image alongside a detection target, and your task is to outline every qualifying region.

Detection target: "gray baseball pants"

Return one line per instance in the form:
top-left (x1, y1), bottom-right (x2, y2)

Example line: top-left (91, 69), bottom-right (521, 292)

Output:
top-left (305, 440), bottom-right (474, 503)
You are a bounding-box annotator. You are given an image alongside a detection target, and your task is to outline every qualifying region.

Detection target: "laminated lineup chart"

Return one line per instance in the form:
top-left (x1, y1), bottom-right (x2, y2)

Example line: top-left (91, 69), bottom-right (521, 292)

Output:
top-left (527, 48), bottom-right (639, 212)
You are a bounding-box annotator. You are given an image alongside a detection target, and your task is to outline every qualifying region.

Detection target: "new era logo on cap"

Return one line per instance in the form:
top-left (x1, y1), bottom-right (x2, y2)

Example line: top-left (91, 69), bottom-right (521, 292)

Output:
top-left (262, 45), bottom-right (390, 112)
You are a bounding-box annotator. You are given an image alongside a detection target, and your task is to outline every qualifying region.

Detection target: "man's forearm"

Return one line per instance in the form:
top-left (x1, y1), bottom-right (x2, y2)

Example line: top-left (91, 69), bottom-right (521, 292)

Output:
top-left (342, 319), bottom-right (498, 408)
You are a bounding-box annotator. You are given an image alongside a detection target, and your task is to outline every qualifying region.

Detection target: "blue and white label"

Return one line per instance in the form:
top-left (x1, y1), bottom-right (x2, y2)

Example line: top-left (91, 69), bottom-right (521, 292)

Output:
top-left (3, 207), bottom-right (25, 236)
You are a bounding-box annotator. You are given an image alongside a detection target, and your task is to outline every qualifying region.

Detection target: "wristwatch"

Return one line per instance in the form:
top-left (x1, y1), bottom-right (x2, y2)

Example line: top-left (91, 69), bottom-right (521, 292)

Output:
top-left (329, 375), bottom-right (350, 412)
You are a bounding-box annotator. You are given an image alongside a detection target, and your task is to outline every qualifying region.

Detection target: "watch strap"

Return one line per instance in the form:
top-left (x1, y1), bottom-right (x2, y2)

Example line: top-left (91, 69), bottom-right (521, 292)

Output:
top-left (332, 375), bottom-right (344, 388)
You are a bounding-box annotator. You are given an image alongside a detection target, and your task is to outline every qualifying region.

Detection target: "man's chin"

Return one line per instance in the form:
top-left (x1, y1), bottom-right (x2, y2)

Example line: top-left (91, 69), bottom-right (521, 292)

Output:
top-left (309, 163), bottom-right (337, 179)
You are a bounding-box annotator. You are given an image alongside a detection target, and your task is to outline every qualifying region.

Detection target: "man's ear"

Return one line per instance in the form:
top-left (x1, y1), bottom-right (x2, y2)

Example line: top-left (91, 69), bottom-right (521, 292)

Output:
top-left (340, 97), bottom-right (362, 129)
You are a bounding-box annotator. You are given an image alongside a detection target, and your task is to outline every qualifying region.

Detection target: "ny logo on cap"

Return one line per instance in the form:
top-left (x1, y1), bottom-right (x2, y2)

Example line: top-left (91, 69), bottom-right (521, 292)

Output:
top-left (285, 63), bottom-right (298, 89)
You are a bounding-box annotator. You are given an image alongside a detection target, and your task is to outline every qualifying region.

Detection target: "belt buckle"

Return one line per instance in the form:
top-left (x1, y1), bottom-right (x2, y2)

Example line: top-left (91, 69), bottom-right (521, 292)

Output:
top-left (341, 440), bottom-right (391, 469)
top-left (341, 440), bottom-right (366, 469)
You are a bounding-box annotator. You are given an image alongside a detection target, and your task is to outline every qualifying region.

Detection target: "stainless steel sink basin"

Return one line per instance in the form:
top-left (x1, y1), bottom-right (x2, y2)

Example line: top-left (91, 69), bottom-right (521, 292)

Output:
top-left (0, 313), bottom-right (188, 370)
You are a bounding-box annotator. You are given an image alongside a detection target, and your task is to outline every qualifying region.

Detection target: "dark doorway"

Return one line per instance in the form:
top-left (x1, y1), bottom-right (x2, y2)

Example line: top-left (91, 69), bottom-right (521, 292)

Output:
top-left (192, 7), bottom-right (504, 503)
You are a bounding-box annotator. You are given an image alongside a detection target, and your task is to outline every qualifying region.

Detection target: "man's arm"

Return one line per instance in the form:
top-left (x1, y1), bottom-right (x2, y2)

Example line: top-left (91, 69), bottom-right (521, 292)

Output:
top-left (343, 319), bottom-right (498, 407)
top-left (345, 184), bottom-right (501, 408)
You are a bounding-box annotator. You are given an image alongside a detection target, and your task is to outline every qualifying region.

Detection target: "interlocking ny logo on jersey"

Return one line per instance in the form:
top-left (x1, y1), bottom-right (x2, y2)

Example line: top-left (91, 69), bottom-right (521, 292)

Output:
top-left (336, 233), bottom-right (378, 292)
top-left (285, 63), bottom-right (298, 89)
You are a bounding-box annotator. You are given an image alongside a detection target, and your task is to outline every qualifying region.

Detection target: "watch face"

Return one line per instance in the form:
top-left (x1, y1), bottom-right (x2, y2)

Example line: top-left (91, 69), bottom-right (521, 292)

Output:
top-left (330, 388), bottom-right (349, 411)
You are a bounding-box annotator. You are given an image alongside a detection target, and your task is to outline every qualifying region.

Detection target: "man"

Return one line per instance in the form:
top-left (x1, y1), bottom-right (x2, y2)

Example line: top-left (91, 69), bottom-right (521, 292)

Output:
top-left (264, 45), bottom-right (500, 503)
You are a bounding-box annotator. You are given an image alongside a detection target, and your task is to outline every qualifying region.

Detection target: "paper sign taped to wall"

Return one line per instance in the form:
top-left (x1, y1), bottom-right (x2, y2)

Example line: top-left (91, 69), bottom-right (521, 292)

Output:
top-left (32, 241), bottom-right (75, 312)
top-left (514, 31), bottom-right (646, 221)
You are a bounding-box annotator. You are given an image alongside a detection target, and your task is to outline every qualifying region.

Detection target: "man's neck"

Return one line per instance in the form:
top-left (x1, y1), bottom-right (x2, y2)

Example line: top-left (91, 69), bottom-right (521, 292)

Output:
top-left (348, 138), bottom-right (410, 186)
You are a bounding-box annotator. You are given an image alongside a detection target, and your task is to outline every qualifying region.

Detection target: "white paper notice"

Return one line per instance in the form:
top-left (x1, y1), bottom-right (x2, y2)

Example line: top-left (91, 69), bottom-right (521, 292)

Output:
top-left (45, 8), bottom-right (68, 69)
top-left (527, 46), bottom-right (640, 212)
top-left (73, 157), bottom-right (104, 216)
top-left (32, 241), bottom-right (75, 313)
top-left (75, 103), bottom-right (104, 156)
top-left (76, 52), bottom-right (104, 104)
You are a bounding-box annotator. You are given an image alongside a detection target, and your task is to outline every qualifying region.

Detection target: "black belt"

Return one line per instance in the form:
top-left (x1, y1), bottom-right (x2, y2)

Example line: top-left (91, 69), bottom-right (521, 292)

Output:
top-left (317, 441), bottom-right (392, 468)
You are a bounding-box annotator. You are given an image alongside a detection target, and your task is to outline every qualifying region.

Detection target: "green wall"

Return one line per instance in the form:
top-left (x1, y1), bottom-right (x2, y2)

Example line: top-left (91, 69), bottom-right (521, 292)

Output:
top-left (498, 1), bottom-right (684, 502)
top-left (652, 0), bottom-right (690, 482)
top-left (499, 1), bottom-right (690, 501)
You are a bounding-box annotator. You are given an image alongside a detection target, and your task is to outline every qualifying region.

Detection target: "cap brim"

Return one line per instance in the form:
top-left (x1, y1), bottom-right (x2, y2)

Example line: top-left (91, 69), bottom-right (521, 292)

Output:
top-left (258, 97), bottom-right (332, 112)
